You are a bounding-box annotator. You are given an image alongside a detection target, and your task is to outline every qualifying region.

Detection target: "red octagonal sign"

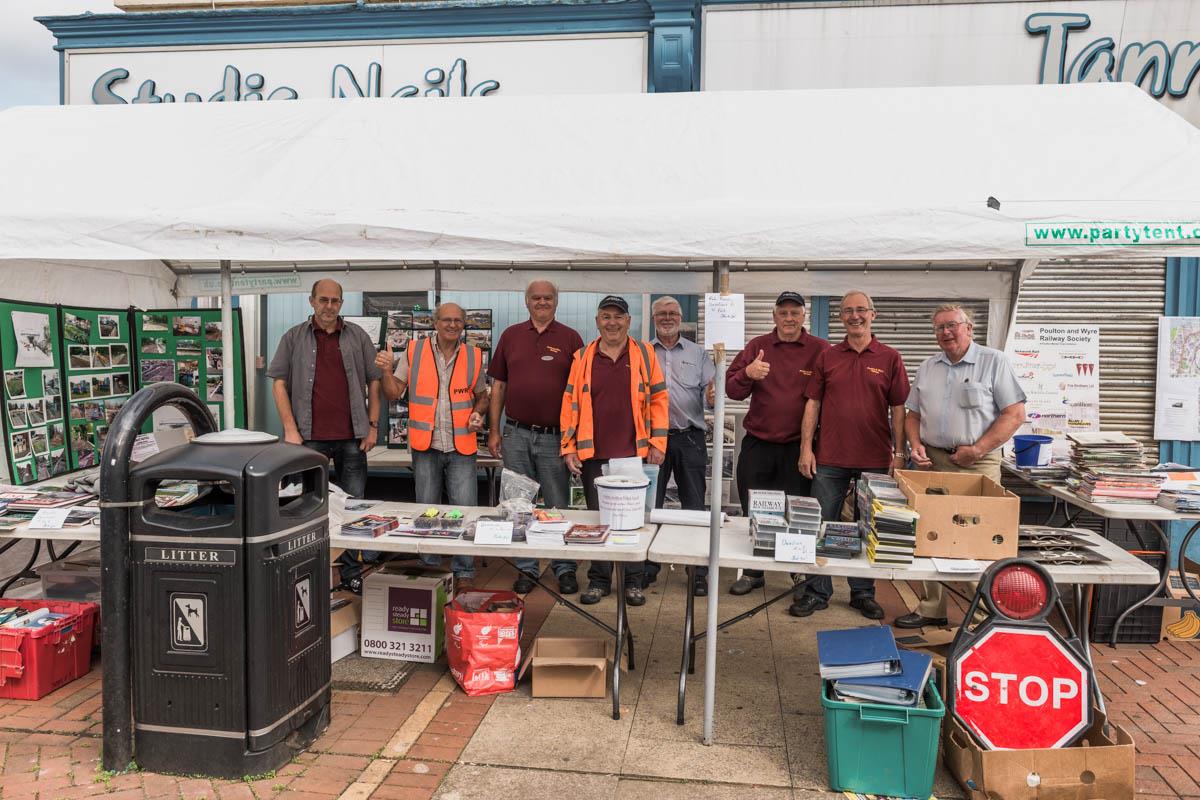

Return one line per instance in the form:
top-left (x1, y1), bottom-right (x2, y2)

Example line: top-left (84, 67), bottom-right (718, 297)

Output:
top-left (953, 626), bottom-right (1090, 750)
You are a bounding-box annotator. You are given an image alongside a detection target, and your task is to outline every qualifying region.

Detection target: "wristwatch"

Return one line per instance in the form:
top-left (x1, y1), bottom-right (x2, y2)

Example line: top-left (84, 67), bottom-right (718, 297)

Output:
top-left (368, 420), bottom-right (379, 428)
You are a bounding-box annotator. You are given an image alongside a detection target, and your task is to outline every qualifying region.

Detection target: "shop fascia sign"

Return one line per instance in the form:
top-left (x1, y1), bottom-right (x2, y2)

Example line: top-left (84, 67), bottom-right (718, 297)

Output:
top-left (90, 57), bottom-right (499, 104)
top-left (1028, 12), bottom-right (1200, 97)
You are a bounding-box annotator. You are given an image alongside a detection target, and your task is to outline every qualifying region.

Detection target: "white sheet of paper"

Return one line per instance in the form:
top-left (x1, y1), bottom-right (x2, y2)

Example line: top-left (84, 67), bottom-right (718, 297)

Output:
top-left (704, 293), bottom-right (746, 350)
top-left (473, 520), bottom-right (514, 545)
top-left (607, 456), bottom-right (644, 479)
top-left (775, 531), bottom-right (816, 563)
top-left (931, 557), bottom-right (986, 573)
top-left (131, 433), bottom-right (160, 463)
top-left (28, 508), bottom-right (72, 530)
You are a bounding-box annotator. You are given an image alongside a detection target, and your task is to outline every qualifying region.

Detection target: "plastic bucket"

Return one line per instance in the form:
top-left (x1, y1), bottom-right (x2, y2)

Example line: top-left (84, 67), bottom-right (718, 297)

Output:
top-left (1012, 434), bottom-right (1054, 467)
top-left (594, 474), bottom-right (650, 530)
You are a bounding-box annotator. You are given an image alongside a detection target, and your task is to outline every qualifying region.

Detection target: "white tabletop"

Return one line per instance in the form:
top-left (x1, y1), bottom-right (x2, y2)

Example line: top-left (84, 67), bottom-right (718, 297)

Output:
top-left (368, 449), bottom-right (503, 470)
top-left (1002, 463), bottom-right (1200, 522)
top-left (331, 501), bottom-right (655, 561)
top-left (648, 518), bottom-right (1159, 585)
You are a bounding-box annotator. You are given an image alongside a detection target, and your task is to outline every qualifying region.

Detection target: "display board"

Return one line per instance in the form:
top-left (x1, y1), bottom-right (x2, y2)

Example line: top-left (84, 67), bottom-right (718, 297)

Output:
top-left (0, 299), bottom-right (68, 485)
top-left (1007, 325), bottom-right (1101, 450)
top-left (344, 315), bottom-right (384, 348)
top-left (133, 308), bottom-right (247, 430)
top-left (383, 308), bottom-right (492, 450)
top-left (61, 305), bottom-right (135, 471)
top-left (1155, 316), bottom-right (1200, 441)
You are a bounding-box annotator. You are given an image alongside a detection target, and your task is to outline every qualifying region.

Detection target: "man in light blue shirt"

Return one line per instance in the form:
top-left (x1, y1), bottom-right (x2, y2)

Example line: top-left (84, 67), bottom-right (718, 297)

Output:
top-left (897, 303), bottom-right (1026, 629)
top-left (645, 296), bottom-right (715, 595)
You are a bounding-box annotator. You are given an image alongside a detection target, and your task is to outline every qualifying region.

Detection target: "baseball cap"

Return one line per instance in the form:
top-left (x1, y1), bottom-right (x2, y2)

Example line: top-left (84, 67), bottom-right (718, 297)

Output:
top-left (775, 291), bottom-right (806, 307)
top-left (597, 295), bottom-right (630, 314)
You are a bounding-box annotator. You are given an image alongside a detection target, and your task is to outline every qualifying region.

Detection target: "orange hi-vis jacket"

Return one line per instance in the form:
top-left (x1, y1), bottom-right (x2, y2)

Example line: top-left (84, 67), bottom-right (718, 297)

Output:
top-left (559, 337), bottom-right (669, 461)
top-left (407, 336), bottom-right (482, 455)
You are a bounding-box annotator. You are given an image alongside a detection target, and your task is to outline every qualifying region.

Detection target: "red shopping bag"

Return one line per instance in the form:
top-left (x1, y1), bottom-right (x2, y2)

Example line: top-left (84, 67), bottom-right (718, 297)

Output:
top-left (444, 590), bottom-right (523, 696)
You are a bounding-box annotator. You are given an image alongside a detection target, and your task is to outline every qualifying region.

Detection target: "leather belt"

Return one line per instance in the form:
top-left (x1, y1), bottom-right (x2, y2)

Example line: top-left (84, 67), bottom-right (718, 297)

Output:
top-left (508, 419), bottom-right (560, 435)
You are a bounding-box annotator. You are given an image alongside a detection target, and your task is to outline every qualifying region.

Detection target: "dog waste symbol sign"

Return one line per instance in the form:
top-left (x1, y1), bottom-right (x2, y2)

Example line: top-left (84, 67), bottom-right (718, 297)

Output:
top-left (171, 593), bottom-right (207, 651)
top-left (295, 577), bottom-right (311, 629)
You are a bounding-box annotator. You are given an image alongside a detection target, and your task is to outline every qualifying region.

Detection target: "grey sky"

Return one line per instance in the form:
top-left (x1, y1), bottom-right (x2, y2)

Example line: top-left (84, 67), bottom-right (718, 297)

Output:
top-left (1, 1), bottom-right (116, 109)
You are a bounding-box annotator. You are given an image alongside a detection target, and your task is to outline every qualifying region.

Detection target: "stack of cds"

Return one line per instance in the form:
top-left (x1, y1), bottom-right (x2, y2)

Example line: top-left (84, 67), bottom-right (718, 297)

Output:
top-left (817, 520), bottom-right (862, 559)
top-left (748, 489), bottom-right (787, 556)
top-left (786, 495), bottom-right (823, 535)
top-left (857, 474), bottom-right (918, 565)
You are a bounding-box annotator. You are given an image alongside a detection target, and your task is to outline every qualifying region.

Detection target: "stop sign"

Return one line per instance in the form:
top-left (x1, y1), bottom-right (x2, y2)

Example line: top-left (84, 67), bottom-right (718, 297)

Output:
top-left (952, 625), bottom-right (1090, 750)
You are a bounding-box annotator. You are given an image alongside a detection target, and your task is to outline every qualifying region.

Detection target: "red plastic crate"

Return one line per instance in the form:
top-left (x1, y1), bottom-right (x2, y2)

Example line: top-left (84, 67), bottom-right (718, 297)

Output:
top-left (0, 599), bottom-right (98, 700)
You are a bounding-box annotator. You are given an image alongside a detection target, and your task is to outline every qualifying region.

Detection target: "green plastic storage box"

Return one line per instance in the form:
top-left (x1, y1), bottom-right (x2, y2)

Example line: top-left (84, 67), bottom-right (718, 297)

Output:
top-left (822, 678), bottom-right (945, 799)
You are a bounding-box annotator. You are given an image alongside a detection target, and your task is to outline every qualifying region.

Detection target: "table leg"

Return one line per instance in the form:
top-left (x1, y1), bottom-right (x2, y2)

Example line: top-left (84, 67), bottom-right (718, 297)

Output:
top-left (677, 565), bottom-right (695, 725)
top-left (1178, 522), bottom-right (1200, 605)
top-left (613, 562), bottom-right (627, 721)
top-left (1109, 520), bottom-right (1171, 647)
top-left (0, 539), bottom-right (42, 597)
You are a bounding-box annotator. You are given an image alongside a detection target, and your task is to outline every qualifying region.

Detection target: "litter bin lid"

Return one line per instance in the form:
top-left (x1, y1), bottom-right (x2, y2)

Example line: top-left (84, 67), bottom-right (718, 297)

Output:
top-left (194, 428), bottom-right (278, 445)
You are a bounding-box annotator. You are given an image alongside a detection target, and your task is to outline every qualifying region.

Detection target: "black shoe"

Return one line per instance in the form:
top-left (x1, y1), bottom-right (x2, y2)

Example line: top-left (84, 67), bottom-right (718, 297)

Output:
top-left (787, 594), bottom-right (829, 617)
top-left (894, 612), bottom-right (948, 629)
top-left (850, 597), bottom-right (885, 620)
top-left (513, 574), bottom-right (536, 594)
top-left (625, 586), bottom-right (646, 606)
top-left (642, 571), bottom-right (659, 589)
top-left (580, 584), bottom-right (610, 605)
top-left (729, 576), bottom-right (765, 596)
top-left (693, 577), bottom-right (708, 597)
top-left (557, 571), bottom-right (579, 595)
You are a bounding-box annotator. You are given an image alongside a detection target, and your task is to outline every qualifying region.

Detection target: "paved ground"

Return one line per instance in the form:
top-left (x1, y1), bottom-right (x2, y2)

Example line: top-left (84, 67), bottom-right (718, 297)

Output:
top-left (0, 560), bottom-right (1196, 800)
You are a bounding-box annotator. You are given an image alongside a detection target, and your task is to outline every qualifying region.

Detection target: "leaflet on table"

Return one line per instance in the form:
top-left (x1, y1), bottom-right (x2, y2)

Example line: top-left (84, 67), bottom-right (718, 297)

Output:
top-left (930, 557), bottom-right (987, 574)
top-left (775, 531), bottom-right (816, 564)
top-left (473, 519), bottom-right (514, 545)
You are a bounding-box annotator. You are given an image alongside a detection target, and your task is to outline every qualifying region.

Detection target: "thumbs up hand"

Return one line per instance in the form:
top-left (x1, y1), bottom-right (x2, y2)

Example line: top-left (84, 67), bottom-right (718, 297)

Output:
top-left (745, 349), bottom-right (771, 381)
top-left (374, 342), bottom-right (394, 372)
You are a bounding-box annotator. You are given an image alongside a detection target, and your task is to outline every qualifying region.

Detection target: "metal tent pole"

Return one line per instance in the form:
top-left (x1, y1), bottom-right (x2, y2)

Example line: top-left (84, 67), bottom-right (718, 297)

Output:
top-left (703, 261), bottom-right (730, 744)
top-left (220, 261), bottom-right (235, 430)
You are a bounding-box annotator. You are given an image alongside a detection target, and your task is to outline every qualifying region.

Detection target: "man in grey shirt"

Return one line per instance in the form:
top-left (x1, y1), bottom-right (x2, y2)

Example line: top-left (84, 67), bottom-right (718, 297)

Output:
top-left (268, 278), bottom-right (382, 498)
top-left (645, 296), bottom-right (715, 595)
top-left (897, 303), bottom-right (1026, 629)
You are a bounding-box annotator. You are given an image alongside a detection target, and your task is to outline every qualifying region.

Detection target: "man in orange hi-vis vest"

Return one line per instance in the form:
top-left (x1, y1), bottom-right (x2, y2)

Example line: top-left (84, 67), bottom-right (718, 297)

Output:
top-left (378, 303), bottom-right (489, 586)
top-left (561, 296), bottom-right (669, 607)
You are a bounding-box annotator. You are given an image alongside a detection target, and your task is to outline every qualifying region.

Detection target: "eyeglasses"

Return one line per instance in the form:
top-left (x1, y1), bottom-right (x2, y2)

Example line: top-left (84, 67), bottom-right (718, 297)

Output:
top-left (840, 306), bottom-right (873, 316)
top-left (933, 321), bottom-right (969, 332)
top-left (654, 311), bottom-right (682, 319)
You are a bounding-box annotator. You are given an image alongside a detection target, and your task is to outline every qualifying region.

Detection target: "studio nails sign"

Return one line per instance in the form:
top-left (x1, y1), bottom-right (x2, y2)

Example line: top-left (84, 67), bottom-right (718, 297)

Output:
top-left (1027, 12), bottom-right (1200, 97)
top-left (90, 57), bottom-right (499, 104)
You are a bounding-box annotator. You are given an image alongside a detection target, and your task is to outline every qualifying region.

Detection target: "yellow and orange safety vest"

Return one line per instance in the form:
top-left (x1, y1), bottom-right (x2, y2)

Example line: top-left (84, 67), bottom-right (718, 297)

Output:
top-left (407, 337), bottom-right (482, 455)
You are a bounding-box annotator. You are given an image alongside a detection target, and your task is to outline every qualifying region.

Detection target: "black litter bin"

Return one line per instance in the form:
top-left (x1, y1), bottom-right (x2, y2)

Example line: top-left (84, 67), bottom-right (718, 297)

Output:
top-left (123, 429), bottom-right (331, 778)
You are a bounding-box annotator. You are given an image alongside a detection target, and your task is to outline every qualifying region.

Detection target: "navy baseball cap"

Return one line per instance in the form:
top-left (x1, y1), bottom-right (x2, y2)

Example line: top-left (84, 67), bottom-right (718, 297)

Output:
top-left (598, 295), bottom-right (630, 313)
top-left (775, 291), bottom-right (806, 307)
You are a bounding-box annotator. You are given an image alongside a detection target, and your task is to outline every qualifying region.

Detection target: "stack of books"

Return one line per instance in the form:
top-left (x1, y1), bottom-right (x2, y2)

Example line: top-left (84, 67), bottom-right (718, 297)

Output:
top-left (817, 521), bottom-right (862, 560)
top-left (747, 489), bottom-right (788, 556)
top-left (1158, 489), bottom-right (1200, 513)
top-left (818, 626), bottom-right (931, 707)
top-left (341, 514), bottom-right (400, 538)
top-left (525, 519), bottom-right (573, 546)
top-left (856, 475), bottom-right (918, 565)
top-left (1066, 431), bottom-right (1164, 505)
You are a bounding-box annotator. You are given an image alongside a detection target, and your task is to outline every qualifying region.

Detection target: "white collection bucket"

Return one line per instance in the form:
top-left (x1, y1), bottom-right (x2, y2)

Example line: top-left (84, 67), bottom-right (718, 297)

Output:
top-left (594, 474), bottom-right (650, 531)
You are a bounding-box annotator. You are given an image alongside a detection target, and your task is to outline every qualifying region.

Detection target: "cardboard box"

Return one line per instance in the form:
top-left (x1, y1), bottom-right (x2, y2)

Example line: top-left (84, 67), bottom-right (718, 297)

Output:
top-left (944, 709), bottom-right (1135, 800)
top-left (518, 637), bottom-right (614, 698)
top-left (360, 568), bottom-right (452, 663)
top-left (1161, 572), bottom-right (1200, 640)
top-left (330, 589), bottom-right (361, 665)
top-left (896, 470), bottom-right (1019, 560)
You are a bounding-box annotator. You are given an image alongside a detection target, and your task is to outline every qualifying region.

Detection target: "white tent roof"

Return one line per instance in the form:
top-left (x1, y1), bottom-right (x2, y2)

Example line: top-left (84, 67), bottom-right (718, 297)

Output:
top-left (2, 82), bottom-right (1199, 267)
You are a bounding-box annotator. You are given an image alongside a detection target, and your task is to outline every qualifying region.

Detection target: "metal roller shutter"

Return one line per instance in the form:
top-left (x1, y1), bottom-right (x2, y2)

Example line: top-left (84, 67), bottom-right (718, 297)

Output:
top-left (1012, 258), bottom-right (1165, 449)
top-left (826, 297), bottom-right (991, 380)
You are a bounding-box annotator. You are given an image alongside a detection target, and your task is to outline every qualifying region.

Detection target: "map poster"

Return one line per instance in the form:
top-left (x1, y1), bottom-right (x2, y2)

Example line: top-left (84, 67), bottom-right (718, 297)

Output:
top-left (1006, 325), bottom-right (1101, 451)
top-left (1155, 317), bottom-right (1200, 441)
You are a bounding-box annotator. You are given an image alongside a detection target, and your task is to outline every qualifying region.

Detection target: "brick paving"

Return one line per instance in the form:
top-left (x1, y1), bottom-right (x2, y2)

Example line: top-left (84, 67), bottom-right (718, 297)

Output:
top-left (0, 567), bottom-right (1196, 799)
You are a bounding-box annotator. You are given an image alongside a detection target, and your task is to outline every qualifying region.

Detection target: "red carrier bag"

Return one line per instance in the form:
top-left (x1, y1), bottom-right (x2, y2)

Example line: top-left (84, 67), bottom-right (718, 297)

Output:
top-left (444, 590), bottom-right (523, 697)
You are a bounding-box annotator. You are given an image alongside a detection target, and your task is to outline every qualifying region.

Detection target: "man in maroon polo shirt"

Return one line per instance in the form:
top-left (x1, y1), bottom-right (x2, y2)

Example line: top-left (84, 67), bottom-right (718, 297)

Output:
top-left (487, 280), bottom-right (584, 595)
top-left (792, 290), bottom-right (909, 619)
top-left (726, 291), bottom-right (830, 596)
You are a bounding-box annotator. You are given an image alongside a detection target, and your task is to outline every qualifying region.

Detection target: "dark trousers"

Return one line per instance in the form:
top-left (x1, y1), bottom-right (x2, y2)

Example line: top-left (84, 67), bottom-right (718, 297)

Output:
top-left (800, 465), bottom-right (876, 601)
top-left (736, 434), bottom-right (811, 579)
top-left (583, 458), bottom-right (644, 590)
top-left (306, 439), bottom-right (372, 581)
top-left (647, 427), bottom-right (709, 582)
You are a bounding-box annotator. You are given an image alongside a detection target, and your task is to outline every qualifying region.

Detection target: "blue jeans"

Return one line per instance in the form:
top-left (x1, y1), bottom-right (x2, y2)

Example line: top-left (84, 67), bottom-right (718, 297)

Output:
top-left (503, 423), bottom-right (577, 580)
top-left (800, 465), bottom-right (875, 602)
top-left (307, 439), bottom-right (374, 581)
top-left (412, 448), bottom-right (477, 579)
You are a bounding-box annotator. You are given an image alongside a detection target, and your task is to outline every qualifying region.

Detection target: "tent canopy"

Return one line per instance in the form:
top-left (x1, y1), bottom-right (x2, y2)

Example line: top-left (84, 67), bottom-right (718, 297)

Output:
top-left (2, 82), bottom-right (1199, 272)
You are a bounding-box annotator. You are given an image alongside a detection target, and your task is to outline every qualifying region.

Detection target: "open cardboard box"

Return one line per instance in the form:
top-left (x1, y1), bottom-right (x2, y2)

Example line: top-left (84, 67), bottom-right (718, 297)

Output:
top-left (330, 589), bottom-right (362, 663)
top-left (896, 469), bottom-right (1019, 560)
top-left (944, 708), bottom-right (1135, 799)
top-left (518, 637), bottom-right (616, 698)
top-left (1161, 572), bottom-right (1200, 640)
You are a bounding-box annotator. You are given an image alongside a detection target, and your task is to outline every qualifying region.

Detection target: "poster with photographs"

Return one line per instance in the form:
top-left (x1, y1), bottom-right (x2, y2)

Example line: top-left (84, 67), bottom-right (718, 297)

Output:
top-left (0, 299), bottom-right (66, 485)
top-left (60, 306), bottom-right (137, 472)
top-left (133, 307), bottom-right (246, 431)
top-left (344, 316), bottom-right (385, 348)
